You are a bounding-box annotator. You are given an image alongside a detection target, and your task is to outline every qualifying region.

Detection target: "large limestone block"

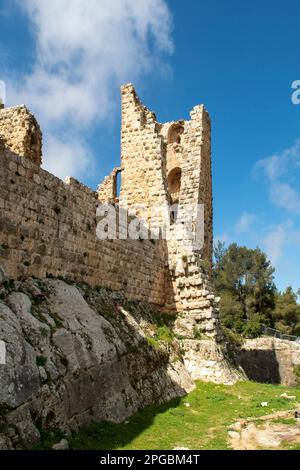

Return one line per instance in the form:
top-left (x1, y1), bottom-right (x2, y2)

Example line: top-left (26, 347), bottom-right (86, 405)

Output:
top-left (0, 302), bottom-right (40, 407)
top-left (182, 339), bottom-right (242, 385)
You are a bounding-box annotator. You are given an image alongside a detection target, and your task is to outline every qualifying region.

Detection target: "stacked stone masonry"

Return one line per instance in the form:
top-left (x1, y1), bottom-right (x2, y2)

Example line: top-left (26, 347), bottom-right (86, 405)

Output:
top-left (0, 84), bottom-right (219, 339)
top-left (0, 106), bottom-right (42, 166)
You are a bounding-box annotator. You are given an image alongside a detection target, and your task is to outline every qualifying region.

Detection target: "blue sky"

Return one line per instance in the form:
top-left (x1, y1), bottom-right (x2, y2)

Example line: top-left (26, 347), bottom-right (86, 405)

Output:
top-left (0, 0), bottom-right (300, 291)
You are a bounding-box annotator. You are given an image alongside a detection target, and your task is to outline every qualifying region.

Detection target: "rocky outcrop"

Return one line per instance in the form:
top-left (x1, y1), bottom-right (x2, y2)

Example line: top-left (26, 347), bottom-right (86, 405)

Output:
top-left (181, 339), bottom-right (242, 385)
top-left (0, 278), bottom-right (194, 449)
top-left (174, 309), bottom-right (242, 385)
top-left (0, 276), bottom-right (246, 449)
top-left (235, 337), bottom-right (300, 386)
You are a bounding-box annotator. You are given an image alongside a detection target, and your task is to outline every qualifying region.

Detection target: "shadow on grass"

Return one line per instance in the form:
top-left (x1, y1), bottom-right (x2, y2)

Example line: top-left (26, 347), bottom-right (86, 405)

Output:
top-left (69, 397), bottom-right (183, 450)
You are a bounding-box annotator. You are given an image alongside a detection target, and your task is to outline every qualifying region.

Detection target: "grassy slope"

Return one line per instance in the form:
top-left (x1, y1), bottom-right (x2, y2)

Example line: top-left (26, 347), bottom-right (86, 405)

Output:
top-left (68, 381), bottom-right (300, 450)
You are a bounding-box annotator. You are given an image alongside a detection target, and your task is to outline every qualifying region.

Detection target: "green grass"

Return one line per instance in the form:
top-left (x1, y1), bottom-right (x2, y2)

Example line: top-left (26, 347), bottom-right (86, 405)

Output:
top-left (284, 442), bottom-right (300, 450)
top-left (270, 417), bottom-right (296, 425)
top-left (67, 381), bottom-right (300, 451)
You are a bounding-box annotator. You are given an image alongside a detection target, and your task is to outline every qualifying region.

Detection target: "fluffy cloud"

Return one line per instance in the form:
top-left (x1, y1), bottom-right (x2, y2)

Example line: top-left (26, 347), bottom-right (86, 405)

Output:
top-left (43, 135), bottom-right (94, 180)
top-left (262, 224), bottom-right (287, 265)
top-left (255, 139), bottom-right (300, 215)
top-left (216, 213), bottom-right (291, 267)
top-left (270, 182), bottom-right (300, 214)
top-left (235, 211), bottom-right (256, 234)
top-left (8, 0), bottom-right (173, 180)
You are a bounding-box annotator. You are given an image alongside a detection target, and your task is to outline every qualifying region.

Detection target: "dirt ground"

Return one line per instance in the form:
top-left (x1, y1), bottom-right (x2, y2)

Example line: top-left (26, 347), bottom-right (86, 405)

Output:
top-left (229, 410), bottom-right (300, 450)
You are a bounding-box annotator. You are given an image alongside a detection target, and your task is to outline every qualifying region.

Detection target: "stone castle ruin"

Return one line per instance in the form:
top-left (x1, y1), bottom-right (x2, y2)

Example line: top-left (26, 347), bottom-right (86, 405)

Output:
top-left (0, 84), bottom-right (242, 436)
top-left (2, 85), bottom-right (300, 448)
top-left (0, 84), bottom-right (219, 340)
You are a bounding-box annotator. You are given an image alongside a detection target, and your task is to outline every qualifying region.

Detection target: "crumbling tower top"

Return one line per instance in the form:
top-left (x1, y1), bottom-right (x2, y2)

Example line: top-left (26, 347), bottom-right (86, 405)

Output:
top-left (0, 105), bottom-right (42, 166)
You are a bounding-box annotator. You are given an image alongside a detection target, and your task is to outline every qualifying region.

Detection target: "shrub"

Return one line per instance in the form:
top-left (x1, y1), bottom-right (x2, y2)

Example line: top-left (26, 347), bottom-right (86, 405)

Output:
top-left (156, 325), bottom-right (173, 343)
top-left (242, 320), bottom-right (262, 339)
top-left (222, 326), bottom-right (244, 348)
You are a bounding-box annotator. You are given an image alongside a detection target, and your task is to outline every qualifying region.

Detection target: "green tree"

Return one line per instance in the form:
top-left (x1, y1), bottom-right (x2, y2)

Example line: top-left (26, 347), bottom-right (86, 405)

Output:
top-left (273, 287), bottom-right (300, 336)
top-left (213, 243), bottom-right (276, 337)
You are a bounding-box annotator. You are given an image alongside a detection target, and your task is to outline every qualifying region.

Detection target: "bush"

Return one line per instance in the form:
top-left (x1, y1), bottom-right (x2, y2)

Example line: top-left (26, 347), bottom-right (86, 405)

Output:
top-left (242, 320), bottom-right (262, 339)
top-left (294, 365), bottom-right (300, 386)
top-left (274, 321), bottom-right (292, 335)
top-left (155, 325), bottom-right (173, 343)
top-left (146, 325), bottom-right (174, 350)
top-left (293, 323), bottom-right (300, 336)
top-left (222, 326), bottom-right (244, 348)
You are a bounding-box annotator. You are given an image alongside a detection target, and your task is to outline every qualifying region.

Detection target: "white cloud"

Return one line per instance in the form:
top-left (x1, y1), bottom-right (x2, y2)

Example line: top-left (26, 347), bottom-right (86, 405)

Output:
top-left (235, 211), bottom-right (256, 234)
top-left (8, 0), bottom-right (173, 179)
top-left (262, 220), bottom-right (295, 265)
top-left (260, 221), bottom-right (300, 291)
top-left (43, 134), bottom-right (94, 180)
top-left (262, 225), bottom-right (286, 265)
top-left (255, 139), bottom-right (300, 215)
top-left (270, 182), bottom-right (300, 214)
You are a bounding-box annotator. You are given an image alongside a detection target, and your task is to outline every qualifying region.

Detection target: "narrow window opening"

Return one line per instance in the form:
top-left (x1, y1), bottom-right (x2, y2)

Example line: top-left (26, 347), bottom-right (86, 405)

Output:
top-left (168, 124), bottom-right (184, 145)
top-left (167, 167), bottom-right (182, 199)
top-left (170, 203), bottom-right (178, 225)
top-left (116, 170), bottom-right (122, 200)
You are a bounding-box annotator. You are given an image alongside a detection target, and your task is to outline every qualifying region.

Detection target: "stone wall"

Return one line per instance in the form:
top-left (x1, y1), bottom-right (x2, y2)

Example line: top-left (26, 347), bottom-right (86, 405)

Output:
top-left (0, 85), bottom-right (217, 326)
top-left (0, 148), bottom-right (165, 306)
top-left (236, 337), bottom-right (300, 386)
top-left (117, 84), bottom-right (216, 326)
top-left (97, 166), bottom-right (121, 204)
top-left (119, 84), bottom-right (213, 262)
top-left (0, 85), bottom-right (243, 417)
top-left (120, 84), bottom-right (169, 230)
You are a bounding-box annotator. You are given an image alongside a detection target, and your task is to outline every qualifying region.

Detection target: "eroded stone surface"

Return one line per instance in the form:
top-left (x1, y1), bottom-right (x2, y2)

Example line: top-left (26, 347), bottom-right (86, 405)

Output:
top-left (181, 339), bottom-right (242, 384)
top-left (0, 279), bottom-right (195, 449)
top-left (0, 106), bottom-right (42, 165)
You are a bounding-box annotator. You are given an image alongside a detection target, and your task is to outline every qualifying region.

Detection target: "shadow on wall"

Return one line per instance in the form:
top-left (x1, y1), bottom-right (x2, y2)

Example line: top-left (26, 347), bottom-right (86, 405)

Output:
top-left (236, 348), bottom-right (281, 384)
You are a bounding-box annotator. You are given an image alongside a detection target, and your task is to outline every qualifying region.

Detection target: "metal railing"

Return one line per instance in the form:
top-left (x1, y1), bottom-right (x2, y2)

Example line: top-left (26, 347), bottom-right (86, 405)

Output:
top-left (261, 325), bottom-right (300, 343)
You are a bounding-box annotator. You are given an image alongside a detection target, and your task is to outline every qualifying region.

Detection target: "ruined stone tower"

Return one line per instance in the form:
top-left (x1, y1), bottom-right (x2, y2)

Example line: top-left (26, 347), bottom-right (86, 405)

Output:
top-left (0, 85), bottom-right (217, 327)
top-left (97, 85), bottom-right (238, 382)
top-left (0, 84), bottom-right (238, 383)
top-left (98, 84), bottom-right (216, 330)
